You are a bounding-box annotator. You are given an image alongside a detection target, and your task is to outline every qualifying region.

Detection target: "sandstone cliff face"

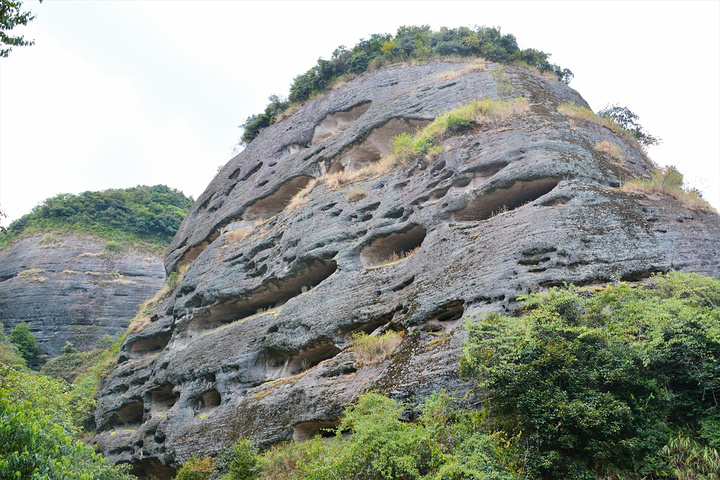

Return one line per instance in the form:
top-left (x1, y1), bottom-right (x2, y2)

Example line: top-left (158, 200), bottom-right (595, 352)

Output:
top-left (93, 62), bottom-right (720, 478)
top-left (0, 233), bottom-right (165, 359)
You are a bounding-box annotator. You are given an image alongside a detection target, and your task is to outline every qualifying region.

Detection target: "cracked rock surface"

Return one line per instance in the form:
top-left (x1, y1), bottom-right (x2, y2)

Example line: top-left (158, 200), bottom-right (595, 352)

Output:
top-left (0, 233), bottom-right (165, 360)
top-left (93, 62), bottom-right (720, 479)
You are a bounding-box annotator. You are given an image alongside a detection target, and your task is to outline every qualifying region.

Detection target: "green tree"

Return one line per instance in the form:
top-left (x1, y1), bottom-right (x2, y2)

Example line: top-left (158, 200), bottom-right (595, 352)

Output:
top-left (9, 322), bottom-right (37, 363)
top-left (0, 0), bottom-right (41, 57)
top-left (462, 272), bottom-right (720, 478)
top-left (0, 364), bottom-right (133, 479)
top-left (598, 104), bottom-right (661, 147)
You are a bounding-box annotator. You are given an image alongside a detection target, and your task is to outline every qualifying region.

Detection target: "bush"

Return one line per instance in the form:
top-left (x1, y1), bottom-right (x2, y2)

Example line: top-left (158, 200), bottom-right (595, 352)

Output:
top-left (239, 25), bottom-right (570, 145)
top-left (9, 322), bottom-right (37, 363)
top-left (0, 364), bottom-right (133, 479)
top-left (462, 272), bottom-right (720, 478)
top-left (391, 97), bottom-right (529, 164)
top-left (214, 437), bottom-right (258, 480)
top-left (0, 323), bottom-right (25, 366)
top-left (175, 456), bottom-right (216, 480)
top-left (622, 165), bottom-right (715, 211)
top-left (598, 104), bottom-right (660, 147)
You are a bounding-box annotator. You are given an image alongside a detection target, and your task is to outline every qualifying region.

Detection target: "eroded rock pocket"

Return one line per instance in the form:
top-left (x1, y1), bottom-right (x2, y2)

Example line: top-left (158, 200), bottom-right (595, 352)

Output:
top-left (125, 332), bottom-right (172, 361)
top-left (149, 382), bottom-right (178, 412)
top-left (189, 259), bottom-right (338, 331)
top-left (453, 178), bottom-right (560, 221)
top-left (105, 399), bottom-right (144, 431)
top-left (243, 175), bottom-right (315, 222)
top-left (194, 389), bottom-right (221, 416)
top-left (360, 225), bottom-right (426, 268)
top-left (261, 340), bottom-right (341, 380)
top-left (338, 117), bottom-right (430, 171)
top-left (311, 101), bottom-right (372, 144)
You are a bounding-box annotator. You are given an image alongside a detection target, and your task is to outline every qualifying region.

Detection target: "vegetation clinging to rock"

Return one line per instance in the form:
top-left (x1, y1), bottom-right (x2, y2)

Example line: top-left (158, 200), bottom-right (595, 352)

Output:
top-left (462, 271), bottom-right (720, 478)
top-left (0, 184), bottom-right (194, 250)
top-left (240, 25), bottom-right (571, 145)
top-left (0, 363), bottom-right (133, 479)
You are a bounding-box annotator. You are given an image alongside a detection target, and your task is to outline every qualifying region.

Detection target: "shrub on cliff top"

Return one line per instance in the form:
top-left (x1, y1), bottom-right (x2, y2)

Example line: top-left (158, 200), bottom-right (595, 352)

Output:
top-left (240, 25), bottom-right (572, 145)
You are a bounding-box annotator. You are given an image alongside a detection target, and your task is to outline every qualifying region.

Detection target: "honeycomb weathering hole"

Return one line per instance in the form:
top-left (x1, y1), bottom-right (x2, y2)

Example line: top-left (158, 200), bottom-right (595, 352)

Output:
top-left (434, 300), bottom-right (465, 322)
top-left (191, 259), bottom-right (338, 330)
top-left (243, 176), bottom-right (314, 222)
top-left (150, 383), bottom-right (178, 411)
top-left (360, 225), bottom-right (427, 267)
top-left (263, 340), bottom-right (341, 380)
top-left (453, 178), bottom-right (560, 221)
top-left (293, 420), bottom-right (341, 441)
top-left (196, 389), bottom-right (221, 412)
top-left (311, 101), bottom-right (372, 144)
top-left (341, 117), bottom-right (431, 171)
top-left (129, 333), bottom-right (171, 359)
top-left (112, 400), bottom-right (144, 427)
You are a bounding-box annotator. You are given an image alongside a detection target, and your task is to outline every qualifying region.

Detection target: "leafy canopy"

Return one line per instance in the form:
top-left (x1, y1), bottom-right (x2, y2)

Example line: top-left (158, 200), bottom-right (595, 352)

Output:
top-left (598, 104), bottom-right (661, 147)
top-left (462, 271), bottom-right (720, 478)
top-left (0, 184), bottom-right (194, 249)
top-left (0, 0), bottom-right (40, 57)
top-left (240, 25), bottom-right (572, 145)
top-left (0, 363), bottom-right (133, 479)
top-left (9, 322), bottom-right (37, 363)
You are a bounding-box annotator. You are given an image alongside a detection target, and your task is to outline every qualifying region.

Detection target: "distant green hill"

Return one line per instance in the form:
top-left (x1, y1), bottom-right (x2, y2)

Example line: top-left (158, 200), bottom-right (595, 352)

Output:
top-left (0, 185), bottom-right (194, 250)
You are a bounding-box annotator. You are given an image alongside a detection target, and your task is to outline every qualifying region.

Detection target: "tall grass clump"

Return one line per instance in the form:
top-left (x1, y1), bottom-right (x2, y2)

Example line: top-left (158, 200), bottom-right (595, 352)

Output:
top-left (392, 97), bottom-right (530, 164)
top-left (348, 331), bottom-right (403, 366)
top-left (558, 102), bottom-right (648, 154)
top-left (622, 165), bottom-right (715, 212)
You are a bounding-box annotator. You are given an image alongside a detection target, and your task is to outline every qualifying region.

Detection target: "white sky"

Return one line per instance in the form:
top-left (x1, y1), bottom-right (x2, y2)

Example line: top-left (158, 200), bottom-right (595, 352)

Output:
top-left (1, 0), bottom-right (718, 226)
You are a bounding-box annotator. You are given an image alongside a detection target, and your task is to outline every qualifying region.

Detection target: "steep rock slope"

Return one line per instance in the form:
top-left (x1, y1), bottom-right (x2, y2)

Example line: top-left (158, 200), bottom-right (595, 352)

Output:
top-left (94, 62), bottom-right (720, 478)
top-left (0, 233), bottom-right (165, 359)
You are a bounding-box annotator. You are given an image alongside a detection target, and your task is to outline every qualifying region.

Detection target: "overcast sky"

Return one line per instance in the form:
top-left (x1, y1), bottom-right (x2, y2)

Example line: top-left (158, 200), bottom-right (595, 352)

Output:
top-left (1, 0), bottom-right (718, 226)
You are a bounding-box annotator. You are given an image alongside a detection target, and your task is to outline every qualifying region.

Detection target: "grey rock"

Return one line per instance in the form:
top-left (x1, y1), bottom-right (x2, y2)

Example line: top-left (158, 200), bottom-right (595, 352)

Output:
top-left (94, 62), bottom-right (720, 478)
top-left (0, 233), bottom-right (165, 360)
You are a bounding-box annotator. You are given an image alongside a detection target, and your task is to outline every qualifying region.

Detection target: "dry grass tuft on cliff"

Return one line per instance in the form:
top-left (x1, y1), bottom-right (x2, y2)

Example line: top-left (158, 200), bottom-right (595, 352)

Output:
top-left (310, 97), bottom-right (530, 194)
top-left (622, 166), bottom-right (716, 212)
top-left (558, 102), bottom-right (648, 156)
top-left (349, 331), bottom-right (403, 366)
top-left (595, 140), bottom-right (623, 161)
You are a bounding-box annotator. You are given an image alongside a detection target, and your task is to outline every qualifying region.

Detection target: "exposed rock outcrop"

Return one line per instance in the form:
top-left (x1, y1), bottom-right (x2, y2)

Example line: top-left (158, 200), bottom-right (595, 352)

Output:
top-left (0, 233), bottom-right (165, 360)
top-left (93, 62), bottom-right (720, 478)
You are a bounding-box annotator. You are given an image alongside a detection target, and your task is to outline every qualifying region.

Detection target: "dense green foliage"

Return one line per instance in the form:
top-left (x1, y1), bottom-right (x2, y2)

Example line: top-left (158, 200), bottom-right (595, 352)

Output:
top-left (175, 392), bottom-right (515, 479)
top-left (8, 322), bottom-right (37, 363)
top-left (462, 272), bottom-right (720, 478)
top-left (40, 333), bottom-right (126, 430)
top-left (0, 185), bottom-right (194, 249)
top-left (598, 104), bottom-right (661, 147)
top-left (0, 363), bottom-right (133, 479)
top-left (240, 25), bottom-right (572, 144)
top-left (0, 0), bottom-right (39, 58)
top-left (0, 323), bottom-right (26, 366)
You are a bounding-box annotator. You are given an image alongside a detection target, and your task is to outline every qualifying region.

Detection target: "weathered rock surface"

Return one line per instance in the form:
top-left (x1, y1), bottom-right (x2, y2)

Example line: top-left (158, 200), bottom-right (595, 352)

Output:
top-left (93, 62), bottom-right (720, 478)
top-left (0, 233), bottom-right (165, 359)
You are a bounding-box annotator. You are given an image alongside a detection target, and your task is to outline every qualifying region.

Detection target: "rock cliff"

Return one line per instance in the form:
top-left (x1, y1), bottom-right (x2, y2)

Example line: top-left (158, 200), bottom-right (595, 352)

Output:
top-left (0, 233), bottom-right (165, 360)
top-left (93, 61), bottom-right (720, 478)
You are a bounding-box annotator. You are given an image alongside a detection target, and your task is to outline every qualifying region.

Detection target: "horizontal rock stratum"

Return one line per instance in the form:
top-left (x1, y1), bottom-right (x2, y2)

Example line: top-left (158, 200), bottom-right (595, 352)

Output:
top-left (93, 61), bottom-right (720, 478)
top-left (0, 233), bottom-right (165, 360)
